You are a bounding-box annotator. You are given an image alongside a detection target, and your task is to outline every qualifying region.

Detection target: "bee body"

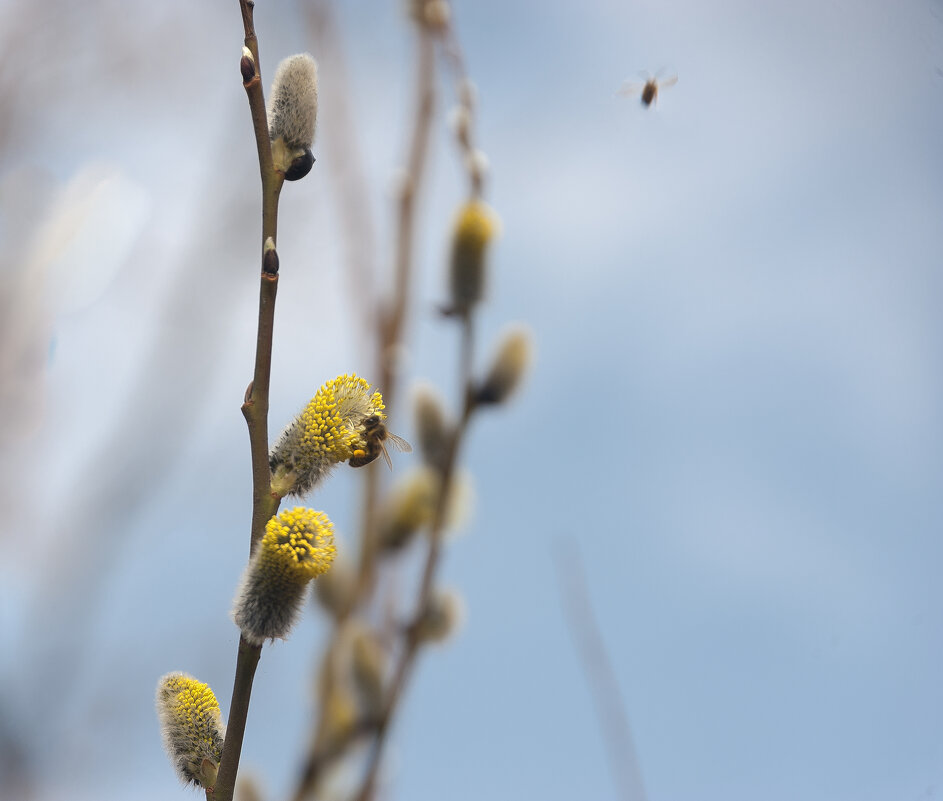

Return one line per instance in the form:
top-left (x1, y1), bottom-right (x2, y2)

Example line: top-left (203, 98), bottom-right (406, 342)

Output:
top-left (349, 415), bottom-right (412, 469)
top-left (641, 80), bottom-right (658, 106)
top-left (618, 71), bottom-right (678, 107)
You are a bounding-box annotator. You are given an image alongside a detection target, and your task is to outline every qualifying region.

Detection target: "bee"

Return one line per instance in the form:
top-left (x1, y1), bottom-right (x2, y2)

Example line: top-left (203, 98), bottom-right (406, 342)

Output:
top-left (618, 70), bottom-right (678, 107)
top-left (349, 415), bottom-right (412, 469)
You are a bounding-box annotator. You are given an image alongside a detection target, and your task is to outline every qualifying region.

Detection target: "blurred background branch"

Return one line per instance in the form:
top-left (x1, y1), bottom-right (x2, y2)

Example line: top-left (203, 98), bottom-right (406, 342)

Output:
top-left (555, 540), bottom-right (648, 801)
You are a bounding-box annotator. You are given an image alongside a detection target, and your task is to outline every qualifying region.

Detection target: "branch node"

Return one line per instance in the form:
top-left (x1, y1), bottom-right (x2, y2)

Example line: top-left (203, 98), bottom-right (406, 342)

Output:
top-left (240, 47), bottom-right (257, 83)
top-left (263, 238), bottom-right (279, 275)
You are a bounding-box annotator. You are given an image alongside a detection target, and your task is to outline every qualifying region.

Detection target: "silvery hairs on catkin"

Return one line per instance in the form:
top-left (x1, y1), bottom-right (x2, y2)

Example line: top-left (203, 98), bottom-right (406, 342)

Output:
top-left (267, 53), bottom-right (318, 148)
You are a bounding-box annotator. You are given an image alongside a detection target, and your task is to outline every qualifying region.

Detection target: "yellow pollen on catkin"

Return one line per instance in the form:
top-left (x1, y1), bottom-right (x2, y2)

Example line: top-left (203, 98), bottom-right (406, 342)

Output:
top-left (455, 200), bottom-right (498, 250)
top-left (296, 374), bottom-right (384, 462)
top-left (161, 674), bottom-right (220, 714)
top-left (448, 200), bottom-right (499, 315)
top-left (156, 673), bottom-right (225, 789)
top-left (269, 373), bottom-right (386, 497)
top-left (260, 507), bottom-right (336, 580)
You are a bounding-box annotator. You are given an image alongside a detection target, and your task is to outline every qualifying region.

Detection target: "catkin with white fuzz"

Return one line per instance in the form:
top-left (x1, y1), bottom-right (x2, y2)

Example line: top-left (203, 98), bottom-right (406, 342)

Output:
top-left (232, 507), bottom-right (336, 645)
top-left (156, 672), bottom-right (226, 791)
top-left (269, 374), bottom-right (385, 498)
top-left (267, 53), bottom-right (318, 181)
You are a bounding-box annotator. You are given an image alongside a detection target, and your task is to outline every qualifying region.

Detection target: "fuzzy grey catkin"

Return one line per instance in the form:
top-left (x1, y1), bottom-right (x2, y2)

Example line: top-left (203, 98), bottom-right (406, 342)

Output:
top-left (378, 468), bottom-right (437, 552)
top-left (314, 551), bottom-right (356, 619)
top-left (413, 383), bottom-right (450, 471)
top-left (415, 589), bottom-right (463, 643)
top-left (475, 326), bottom-right (533, 405)
top-left (232, 508), bottom-right (335, 645)
top-left (349, 625), bottom-right (387, 718)
top-left (268, 375), bottom-right (384, 499)
top-left (233, 556), bottom-right (310, 646)
top-left (267, 54), bottom-right (318, 149)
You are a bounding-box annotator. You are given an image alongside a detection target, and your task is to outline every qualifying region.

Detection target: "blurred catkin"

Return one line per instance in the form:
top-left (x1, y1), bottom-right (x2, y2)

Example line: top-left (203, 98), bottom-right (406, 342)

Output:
top-left (448, 200), bottom-right (498, 315)
top-left (349, 624), bottom-right (387, 718)
top-left (415, 589), bottom-right (464, 643)
top-left (413, 383), bottom-right (451, 472)
top-left (314, 549), bottom-right (357, 619)
top-left (475, 326), bottom-right (533, 406)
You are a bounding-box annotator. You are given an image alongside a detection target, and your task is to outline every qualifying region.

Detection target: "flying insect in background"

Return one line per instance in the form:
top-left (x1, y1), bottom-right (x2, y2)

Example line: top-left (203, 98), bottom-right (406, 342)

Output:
top-left (618, 70), bottom-right (678, 107)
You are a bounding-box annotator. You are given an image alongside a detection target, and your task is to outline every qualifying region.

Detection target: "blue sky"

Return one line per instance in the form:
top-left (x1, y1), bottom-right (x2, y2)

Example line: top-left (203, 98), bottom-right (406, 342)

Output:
top-left (1, 1), bottom-right (942, 799)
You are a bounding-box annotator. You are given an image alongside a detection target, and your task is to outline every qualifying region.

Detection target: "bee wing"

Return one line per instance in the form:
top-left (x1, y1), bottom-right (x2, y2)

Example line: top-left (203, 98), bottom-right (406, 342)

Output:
top-left (617, 80), bottom-right (643, 97)
top-left (660, 74), bottom-right (679, 89)
top-left (384, 431), bottom-right (413, 454)
top-left (379, 442), bottom-right (393, 470)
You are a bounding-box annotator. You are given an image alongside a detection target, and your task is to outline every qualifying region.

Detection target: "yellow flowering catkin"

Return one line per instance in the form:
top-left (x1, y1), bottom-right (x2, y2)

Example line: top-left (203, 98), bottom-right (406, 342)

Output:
top-left (156, 672), bottom-right (226, 791)
top-left (269, 374), bottom-right (385, 497)
top-left (232, 507), bottom-right (336, 645)
top-left (449, 199), bottom-right (498, 315)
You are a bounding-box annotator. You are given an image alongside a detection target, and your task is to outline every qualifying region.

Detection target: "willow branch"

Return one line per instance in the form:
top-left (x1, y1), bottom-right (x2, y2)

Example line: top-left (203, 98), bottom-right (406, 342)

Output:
top-left (288, 15), bottom-right (443, 800)
top-left (288, 715), bottom-right (377, 801)
top-left (287, 25), bottom-right (438, 800)
top-left (555, 543), bottom-right (648, 801)
top-left (238, 0), bottom-right (284, 555)
top-left (213, 637), bottom-right (263, 801)
top-left (437, 16), bottom-right (483, 199)
top-left (381, 28), bottom-right (436, 397)
top-left (355, 21), bottom-right (437, 607)
top-left (214, 3), bottom-right (284, 800)
top-left (353, 314), bottom-right (476, 801)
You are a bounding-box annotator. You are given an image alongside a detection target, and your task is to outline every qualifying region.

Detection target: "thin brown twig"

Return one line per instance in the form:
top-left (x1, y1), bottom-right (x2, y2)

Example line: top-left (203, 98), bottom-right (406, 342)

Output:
top-left (213, 636), bottom-right (263, 801)
top-left (353, 314), bottom-right (476, 801)
top-left (355, 18), bottom-right (437, 620)
top-left (554, 541), bottom-right (648, 801)
top-left (288, 20), bottom-right (439, 800)
top-left (434, 11), bottom-right (483, 200)
top-left (347, 27), bottom-right (448, 801)
top-left (244, 274), bottom-right (282, 553)
top-left (285, 9), bottom-right (495, 798)
top-left (214, 3), bottom-right (285, 799)
top-left (288, 713), bottom-right (377, 801)
top-left (239, 0), bottom-right (284, 554)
